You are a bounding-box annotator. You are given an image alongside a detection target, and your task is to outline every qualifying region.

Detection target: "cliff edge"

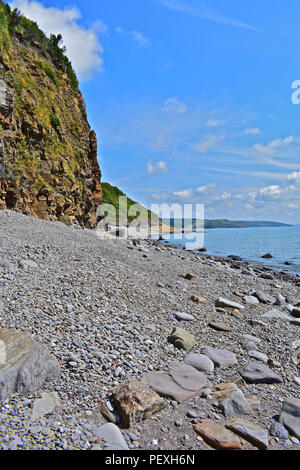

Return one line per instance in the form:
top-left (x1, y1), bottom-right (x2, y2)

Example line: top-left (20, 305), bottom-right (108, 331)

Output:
top-left (0, 2), bottom-right (102, 228)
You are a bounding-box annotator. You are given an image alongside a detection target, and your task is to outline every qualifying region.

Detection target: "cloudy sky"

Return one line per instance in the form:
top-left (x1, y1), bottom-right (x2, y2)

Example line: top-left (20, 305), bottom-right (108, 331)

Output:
top-left (9, 0), bottom-right (300, 223)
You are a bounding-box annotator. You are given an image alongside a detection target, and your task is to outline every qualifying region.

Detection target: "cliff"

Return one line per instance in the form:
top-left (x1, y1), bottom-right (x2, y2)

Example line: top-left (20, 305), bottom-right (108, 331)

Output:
top-left (0, 2), bottom-right (102, 228)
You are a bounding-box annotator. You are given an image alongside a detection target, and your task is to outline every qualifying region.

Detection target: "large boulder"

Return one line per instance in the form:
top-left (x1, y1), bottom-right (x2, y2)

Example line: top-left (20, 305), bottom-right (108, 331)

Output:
top-left (0, 329), bottom-right (60, 401)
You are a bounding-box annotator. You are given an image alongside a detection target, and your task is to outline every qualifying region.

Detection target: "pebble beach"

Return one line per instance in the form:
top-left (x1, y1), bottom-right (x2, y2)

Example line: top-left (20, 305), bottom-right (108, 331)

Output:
top-left (0, 209), bottom-right (299, 451)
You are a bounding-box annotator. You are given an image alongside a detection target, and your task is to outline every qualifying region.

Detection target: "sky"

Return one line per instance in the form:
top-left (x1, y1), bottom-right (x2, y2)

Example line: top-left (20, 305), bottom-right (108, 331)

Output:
top-left (8, 0), bottom-right (300, 223)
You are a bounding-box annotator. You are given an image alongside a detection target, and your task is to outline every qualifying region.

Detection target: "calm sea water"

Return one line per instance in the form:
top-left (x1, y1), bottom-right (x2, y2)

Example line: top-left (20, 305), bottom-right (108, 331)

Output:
top-left (160, 225), bottom-right (300, 275)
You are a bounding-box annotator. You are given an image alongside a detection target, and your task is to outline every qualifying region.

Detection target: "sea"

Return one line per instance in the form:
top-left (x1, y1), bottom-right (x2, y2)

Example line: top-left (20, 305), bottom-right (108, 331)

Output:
top-left (157, 224), bottom-right (300, 276)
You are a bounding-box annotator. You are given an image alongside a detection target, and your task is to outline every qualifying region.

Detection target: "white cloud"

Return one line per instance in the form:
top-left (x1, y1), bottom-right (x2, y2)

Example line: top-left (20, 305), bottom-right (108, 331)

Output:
top-left (197, 183), bottom-right (216, 194)
top-left (242, 127), bottom-right (261, 135)
top-left (173, 189), bottom-right (193, 199)
top-left (116, 27), bottom-right (149, 48)
top-left (12, 0), bottom-right (104, 80)
top-left (157, 0), bottom-right (260, 32)
top-left (161, 97), bottom-right (187, 114)
top-left (259, 185), bottom-right (282, 199)
top-left (287, 171), bottom-right (300, 183)
top-left (194, 134), bottom-right (225, 153)
top-left (254, 136), bottom-right (294, 156)
top-left (146, 161), bottom-right (167, 176)
top-left (206, 119), bottom-right (224, 128)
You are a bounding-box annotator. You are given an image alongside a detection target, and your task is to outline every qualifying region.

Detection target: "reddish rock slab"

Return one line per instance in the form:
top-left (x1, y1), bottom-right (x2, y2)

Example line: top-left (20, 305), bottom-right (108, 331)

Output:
top-left (194, 422), bottom-right (243, 450)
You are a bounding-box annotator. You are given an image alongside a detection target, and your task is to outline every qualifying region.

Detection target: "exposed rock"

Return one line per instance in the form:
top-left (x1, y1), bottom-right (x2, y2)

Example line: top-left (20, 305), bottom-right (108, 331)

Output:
top-left (0, 24), bottom-right (102, 228)
top-left (262, 253), bottom-right (273, 259)
top-left (262, 309), bottom-right (292, 321)
top-left (111, 378), bottom-right (166, 428)
top-left (194, 422), bottom-right (243, 450)
top-left (253, 291), bottom-right (276, 305)
top-left (291, 307), bottom-right (300, 318)
top-left (239, 361), bottom-right (283, 384)
top-left (173, 312), bottom-right (195, 322)
top-left (270, 422), bottom-right (289, 440)
top-left (279, 397), bottom-right (300, 439)
top-left (91, 423), bottom-right (129, 450)
top-left (168, 327), bottom-right (196, 350)
top-left (184, 353), bottom-right (215, 373)
top-left (183, 273), bottom-right (197, 281)
top-left (208, 322), bottom-right (233, 332)
top-left (292, 348), bottom-right (300, 367)
top-left (203, 346), bottom-right (238, 368)
top-left (243, 295), bottom-right (259, 305)
top-left (212, 383), bottom-right (253, 418)
top-left (248, 350), bottom-right (269, 364)
top-left (0, 328), bottom-right (60, 401)
top-left (31, 391), bottom-right (61, 421)
top-left (226, 418), bottom-right (269, 450)
top-left (143, 361), bottom-right (211, 403)
top-left (190, 295), bottom-right (207, 304)
top-left (275, 294), bottom-right (286, 306)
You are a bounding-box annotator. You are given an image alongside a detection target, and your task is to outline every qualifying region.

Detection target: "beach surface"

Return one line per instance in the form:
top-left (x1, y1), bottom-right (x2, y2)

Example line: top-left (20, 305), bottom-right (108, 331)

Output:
top-left (0, 209), bottom-right (299, 451)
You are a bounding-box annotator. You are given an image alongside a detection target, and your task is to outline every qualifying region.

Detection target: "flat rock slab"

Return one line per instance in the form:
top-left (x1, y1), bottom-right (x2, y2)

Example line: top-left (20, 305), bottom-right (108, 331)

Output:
top-left (91, 423), bottom-right (129, 450)
top-left (111, 378), bottom-right (166, 428)
top-left (239, 361), bottom-right (283, 384)
top-left (215, 297), bottom-right (244, 310)
top-left (291, 308), bottom-right (300, 318)
top-left (262, 309), bottom-right (292, 321)
top-left (212, 383), bottom-right (253, 418)
top-left (203, 346), bottom-right (238, 368)
top-left (168, 327), bottom-right (196, 351)
top-left (184, 353), bottom-right (214, 373)
top-left (226, 418), bottom-right (269, 449)
top-left (31, 392), bottom-right (61, 421)
top-left (0, 329), bottom-right (61, 402)
top-left (143, 361), bottom-right (211, 403)
top-left (253, 291), bottom-right (275, 305)
top-left (243, 296), bottom-right (259, 305)
top-left (194, 422), bottom-right (243, 450)
top-left (248, 351), bottom-right (269, 364)
top-left (173, 312), bottom-right (195, 322)
top-left (279, 397), bottom-right (300, 439)
top-left (208, 322), bottom-right (233, 332)
top-left (191, 296), bottom-right (208, 304)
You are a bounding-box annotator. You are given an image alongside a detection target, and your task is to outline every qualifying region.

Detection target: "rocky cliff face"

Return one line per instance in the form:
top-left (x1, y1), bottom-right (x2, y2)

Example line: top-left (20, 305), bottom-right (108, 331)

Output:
top-left (0, 3), bottom-right (102, 228)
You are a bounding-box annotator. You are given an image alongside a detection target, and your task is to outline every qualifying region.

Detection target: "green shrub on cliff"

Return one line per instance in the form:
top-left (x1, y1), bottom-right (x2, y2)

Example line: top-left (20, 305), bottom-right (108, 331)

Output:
top-left (0, 1), bottom-right (79, 90)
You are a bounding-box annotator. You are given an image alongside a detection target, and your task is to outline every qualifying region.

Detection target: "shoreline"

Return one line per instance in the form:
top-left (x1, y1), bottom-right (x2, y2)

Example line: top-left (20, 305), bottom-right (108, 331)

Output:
top-left (153, 234), bottom-right (300, 279)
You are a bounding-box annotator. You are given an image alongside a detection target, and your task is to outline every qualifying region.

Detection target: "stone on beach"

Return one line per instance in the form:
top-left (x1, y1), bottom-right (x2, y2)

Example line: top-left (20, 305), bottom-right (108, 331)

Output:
top-left (143, 361), bottom-right (211, 403)
top-left (0, 328), bottom-right (61, 401)
top-left (226, 418), bottom-right (269, 450)
top-left (215, 297), bottom-right (245, 310)
top-left (212, 383), bottom-right (254, 418)
top-left (279, 397), bottom-right (300, 440)
top-left (203, 346), bottom-right (238, 368)
top-left (184, 353), bottom-right (215, 373)
top-left (91, 423), bottom-right (129, 450)
top-left (31, 391), bottom-right (61, 421)
top-left (173, 312), bottom-right (195, 322)
top-left (194, 422), bottom-right (243, 450)
top-left (239, 361), bottom-right (283, 384)
top-left (168, 327), bottom-right (196, 350)
top-left (112, 378), bottom-right (166, 428)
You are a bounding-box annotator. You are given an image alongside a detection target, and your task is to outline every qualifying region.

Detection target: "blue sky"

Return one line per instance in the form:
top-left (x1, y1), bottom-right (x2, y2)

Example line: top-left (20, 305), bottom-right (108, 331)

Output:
top-left (9, 0), bottom-right (300, 222)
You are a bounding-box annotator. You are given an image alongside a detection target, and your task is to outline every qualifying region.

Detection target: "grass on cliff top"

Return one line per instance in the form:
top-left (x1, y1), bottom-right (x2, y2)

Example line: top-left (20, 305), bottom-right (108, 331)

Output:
top-left (0, 0), bottom-right (79, 90)
top-left (101, 182), bottom-right (160, 225)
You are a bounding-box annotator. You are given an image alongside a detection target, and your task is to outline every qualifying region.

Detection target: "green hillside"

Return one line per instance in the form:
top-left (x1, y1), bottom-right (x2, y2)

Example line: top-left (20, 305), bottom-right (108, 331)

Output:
top-left (101, 182), bottom-right (159, 225)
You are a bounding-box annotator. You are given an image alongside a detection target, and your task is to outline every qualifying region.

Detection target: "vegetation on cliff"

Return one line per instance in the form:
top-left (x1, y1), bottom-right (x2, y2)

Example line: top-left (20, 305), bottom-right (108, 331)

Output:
top-left (101, 182), bottom-right (159, 225)
top-left (0, 1), bottom-right (102, 227)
